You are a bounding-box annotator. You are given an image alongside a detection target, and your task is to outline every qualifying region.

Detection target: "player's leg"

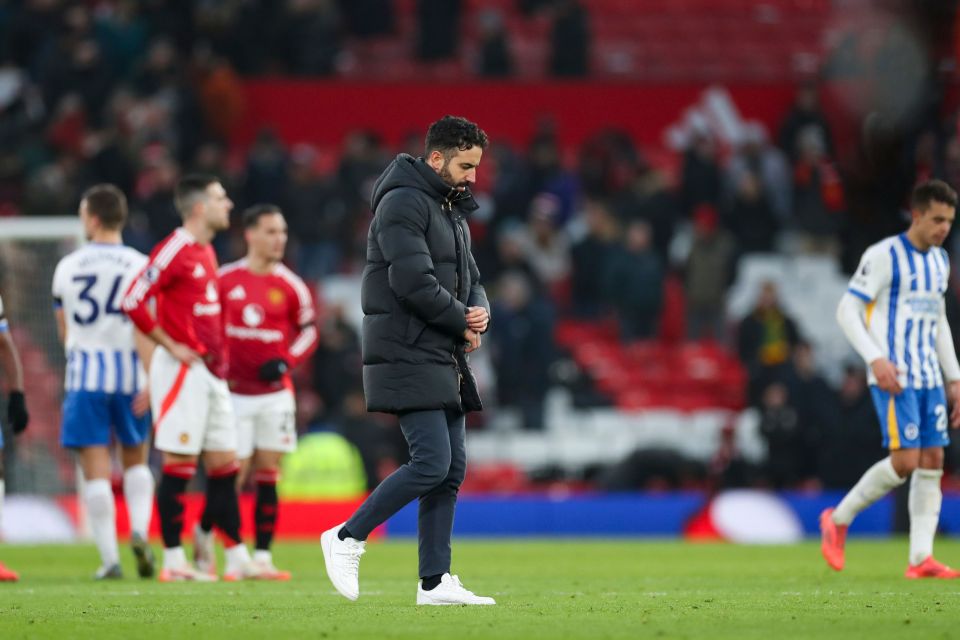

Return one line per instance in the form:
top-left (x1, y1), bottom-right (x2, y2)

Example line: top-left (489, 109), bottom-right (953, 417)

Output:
top-left (250, 449), bottom-right (288, 579)
top-left (115, 393), bottom-right (156, 577)
top-left (0, 439), bottom-right (18, 582)
top-left (820, 387), bottom-right (914, 570)
top-left (77, 446), bottom-right (123, 579)
top-left (62, 389), bottom-right (121, 578)
top-left (249, 390), bottom-right (296, 579)
top-left (196, 392), bottom-right (254, 569)
top-left (905, 387), bottom-right (959, 577)
top-left (151, 349), bottom-right (214, 582)
top-left (201, 375), bottom-right (254, 580)
top-left (414, 409), bottom-right (493, 605)
top-left (322, 409), bottom-right (451, 601)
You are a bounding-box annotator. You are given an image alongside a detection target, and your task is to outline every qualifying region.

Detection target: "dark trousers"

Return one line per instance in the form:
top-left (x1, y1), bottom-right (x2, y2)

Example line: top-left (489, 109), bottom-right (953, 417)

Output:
top-left (345, 408), bottom-right (466, 577)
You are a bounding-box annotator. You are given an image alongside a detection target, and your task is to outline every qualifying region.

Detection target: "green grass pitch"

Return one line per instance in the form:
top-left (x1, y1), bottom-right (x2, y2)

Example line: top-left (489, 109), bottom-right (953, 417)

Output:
top-left (1, 539), bottom-right (958, 639)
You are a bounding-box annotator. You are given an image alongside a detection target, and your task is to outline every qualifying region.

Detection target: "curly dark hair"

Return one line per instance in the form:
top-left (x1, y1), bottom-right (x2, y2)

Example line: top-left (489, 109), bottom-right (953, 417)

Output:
top-left (424, 115), bottom-right (489, 157)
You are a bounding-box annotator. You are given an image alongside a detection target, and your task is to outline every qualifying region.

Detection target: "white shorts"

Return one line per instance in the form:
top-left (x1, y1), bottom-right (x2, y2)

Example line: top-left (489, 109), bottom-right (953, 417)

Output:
top-left (150, 346), bottom-right (236, 456)
top-left (232, 389), bottom-right (297, 459)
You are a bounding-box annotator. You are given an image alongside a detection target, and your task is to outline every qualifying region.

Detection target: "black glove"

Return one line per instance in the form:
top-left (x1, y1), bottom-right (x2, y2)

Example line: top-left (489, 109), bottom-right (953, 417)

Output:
top-left (8, 390), bottom-right (28, 434)
top-left (258, 359), bottom-right (289, 382)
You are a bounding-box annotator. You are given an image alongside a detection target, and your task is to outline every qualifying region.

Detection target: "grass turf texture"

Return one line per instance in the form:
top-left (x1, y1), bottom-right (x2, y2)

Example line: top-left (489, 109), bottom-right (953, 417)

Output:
top-left (1, 539), bottom-right (959, 639)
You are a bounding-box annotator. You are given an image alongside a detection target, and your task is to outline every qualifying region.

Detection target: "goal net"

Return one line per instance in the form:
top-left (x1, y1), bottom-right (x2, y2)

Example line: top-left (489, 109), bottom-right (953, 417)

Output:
top-left (0, 217), bottom-right (84, 497)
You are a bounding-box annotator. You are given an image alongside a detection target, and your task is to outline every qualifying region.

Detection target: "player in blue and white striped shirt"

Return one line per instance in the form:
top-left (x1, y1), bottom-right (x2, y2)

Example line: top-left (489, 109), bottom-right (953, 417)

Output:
top-left (822, 179), bottom-right (960, 578)
top-left (51, 184), bottom-right (156, 580)
top-left (0, 293), bottom-right (30, 582)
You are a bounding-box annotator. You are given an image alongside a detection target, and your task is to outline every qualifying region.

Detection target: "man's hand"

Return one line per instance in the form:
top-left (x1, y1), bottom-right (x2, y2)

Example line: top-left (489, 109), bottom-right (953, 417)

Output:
top-left (463, 329), bottom-right (481, 353)
top-left (466, 307), bottom-right (489, 333)
top-left (132, 389), bottom-right (151, 418)
top-left (259, 358), bottom-right (289, 382)
top-left (168, 341), bottom-right (200, 366)
top-left (948, 380), bottom-right (960, 429)
top-left (870, 358), bottom-right (903, 395)
top-left (8, 390), bottom-right (28, 434)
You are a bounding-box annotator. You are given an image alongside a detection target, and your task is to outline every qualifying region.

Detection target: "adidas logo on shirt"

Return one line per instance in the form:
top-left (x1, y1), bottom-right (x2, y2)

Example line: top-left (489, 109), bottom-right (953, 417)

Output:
top-left (227, 285), bottom-right (246, 301)
top-left (193, 264), bottom-right (206, 278)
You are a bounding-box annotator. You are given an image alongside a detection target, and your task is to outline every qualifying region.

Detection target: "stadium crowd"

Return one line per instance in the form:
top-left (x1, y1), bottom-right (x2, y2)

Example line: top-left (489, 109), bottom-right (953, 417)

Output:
top-left (3, 0), bottom-right (960, 493)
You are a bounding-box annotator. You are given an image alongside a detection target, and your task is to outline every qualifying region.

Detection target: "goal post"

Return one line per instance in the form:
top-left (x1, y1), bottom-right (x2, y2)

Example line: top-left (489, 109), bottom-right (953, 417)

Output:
top-left (0, 217), bottom-right (84, 503)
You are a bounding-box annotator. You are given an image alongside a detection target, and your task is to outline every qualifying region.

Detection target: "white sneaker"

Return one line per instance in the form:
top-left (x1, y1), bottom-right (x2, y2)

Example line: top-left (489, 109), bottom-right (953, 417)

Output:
top-left (193, 524), bottom-right (217, 576)
top-left (223, 559), bottom-right (292, 581)
top-left (320, 523), bottom-right (365, 601)
top-left (158, 564), bottom-right (218, 583)
top-left (416, 574), bottom-right (496, 606)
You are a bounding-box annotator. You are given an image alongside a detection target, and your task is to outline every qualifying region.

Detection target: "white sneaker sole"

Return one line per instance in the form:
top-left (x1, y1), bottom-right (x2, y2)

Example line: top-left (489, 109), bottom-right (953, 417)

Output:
top-left (320, 527), bottom-right (359, 601)
top-left (417, 598), bottom-right (496, 606)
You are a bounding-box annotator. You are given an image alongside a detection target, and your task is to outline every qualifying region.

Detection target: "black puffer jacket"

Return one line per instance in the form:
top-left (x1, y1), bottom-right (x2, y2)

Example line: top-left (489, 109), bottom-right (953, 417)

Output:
top-left (361, 154), bottom-right (490, 413)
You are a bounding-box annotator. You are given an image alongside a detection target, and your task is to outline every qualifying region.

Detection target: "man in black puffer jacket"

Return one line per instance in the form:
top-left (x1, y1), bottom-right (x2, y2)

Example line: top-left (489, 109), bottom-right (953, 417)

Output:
top-left (321, 116), bottom-right (495, 606)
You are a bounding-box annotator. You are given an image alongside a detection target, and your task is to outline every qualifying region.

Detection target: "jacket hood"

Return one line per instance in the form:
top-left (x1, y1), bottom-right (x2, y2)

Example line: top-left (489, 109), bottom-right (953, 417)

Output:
top-left (370, 153), bottom-right (479, 215)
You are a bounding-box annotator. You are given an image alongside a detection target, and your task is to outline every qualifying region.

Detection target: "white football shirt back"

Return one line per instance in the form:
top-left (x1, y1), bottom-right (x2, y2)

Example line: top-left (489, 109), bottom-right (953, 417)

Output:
top-left (52, 243), bottom-right (148, 394)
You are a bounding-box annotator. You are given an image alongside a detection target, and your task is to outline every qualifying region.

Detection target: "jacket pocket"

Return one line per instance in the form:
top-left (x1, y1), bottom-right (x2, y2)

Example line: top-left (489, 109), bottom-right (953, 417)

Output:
top-left (405, 315), bottom-right (427, 345)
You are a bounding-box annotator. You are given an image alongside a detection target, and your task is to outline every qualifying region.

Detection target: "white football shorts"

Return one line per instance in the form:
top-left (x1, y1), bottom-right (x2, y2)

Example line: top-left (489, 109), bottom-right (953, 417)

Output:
top-left (232, 389), bottom-right (297, 459)
top-left (150, 346), bottom-right (236, 455)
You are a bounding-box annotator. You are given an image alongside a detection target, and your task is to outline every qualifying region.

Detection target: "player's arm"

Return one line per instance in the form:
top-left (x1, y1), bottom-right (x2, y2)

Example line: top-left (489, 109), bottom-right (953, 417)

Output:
top-left (0, 304), bottom-right (28, 434)
top-left (837, 247), bottom-right (900, 393)
top-left (935, 304), bottom-right (960, 427)
top-left (52, 260), bottom-right (67, 345)
top-left (54, 308), bottom-right (66, 344)
top-left (261, 278), bottom-right (319, 382)
top-left (130, 328), bottom-right (155, 417)
top-left (121, 264), bottom-right (199, 365)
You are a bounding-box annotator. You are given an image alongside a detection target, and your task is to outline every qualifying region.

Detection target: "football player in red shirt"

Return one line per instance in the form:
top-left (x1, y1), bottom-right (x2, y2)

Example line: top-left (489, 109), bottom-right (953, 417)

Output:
top-left (215, 204), bottom-right (318, 579)
top-left (123, 174), bottom-right (262, 582)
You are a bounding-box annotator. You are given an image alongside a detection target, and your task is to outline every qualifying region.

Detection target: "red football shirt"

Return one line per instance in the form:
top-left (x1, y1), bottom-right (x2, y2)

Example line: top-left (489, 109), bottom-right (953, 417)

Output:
top-left (122, 228), bottom-right (227, 378)
top-left (219, 259), bottom-right (319, 395)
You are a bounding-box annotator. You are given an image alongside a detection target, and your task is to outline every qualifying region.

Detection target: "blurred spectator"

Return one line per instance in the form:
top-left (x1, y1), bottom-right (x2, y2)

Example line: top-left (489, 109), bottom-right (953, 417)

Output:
top-left (598, 448), bottom-right (706, 491)
top-left (514, 193), bottom-right (571, 292)
top-left (818, 366), bottom-right (884, 488)
top-left (785, 341), bottom-right (837, 448)
top-left (684, 205), bottom-right (736, 342)
top-left (518, 0), bottom-right (558, 15)
top-left (613, 162), bottom-right (677, 264)
top-left (724, 171), bottom-right (779, 254)
top-left (416, 0), bottom-right (461, 61)
top-left (132, 37), bottom-right (178, 97)
top-left (338, 130), bottom-right (387, 215)
top-left (792, 126), bottom-right (845, 255)
top-left (94, 1), bottom-right (149, 79)
top-left (605, 220), bottom-right (664, 341)
top-left (338, 0), bottom-right (396, 39)
top-left (490, 272), bottom-right (556, 430)
top-left (476, 10), bottom-right (514, 78)
top-left (679, 130), bottom-right (722, 217)
top-left (312, 305), bottom-right (362, 420)
top-left (194, 50), bottom-right (246, 142)
top-left (491, 223), bottom-right (543, 290)
top-left (725, 123), bottom-right (791, 222)
top-left (523, 131), bottom-right (579, 225)
top-left (272, 0), bottom-right (342, 76)
top-left (737, 281), bottom-right (800, 400)
top-left (570, 199), bottom-right (620, 318)
top-left (778, 83), bottom-right (835, 163)
top-left (245, 128), bottom-right (289, 206)
top-left (131, 147), bottom-right (180, 243)
top-left (757, 381), bottom-right (816, 489)
top-left (284, 145), bottom-right (347, 280)
top-left (549, 0), bottom-right (590, 77)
